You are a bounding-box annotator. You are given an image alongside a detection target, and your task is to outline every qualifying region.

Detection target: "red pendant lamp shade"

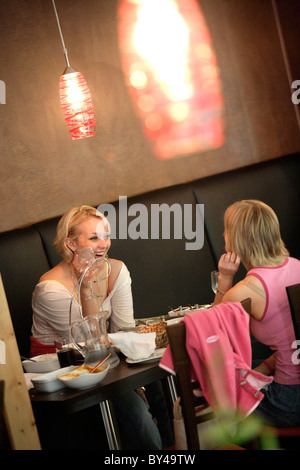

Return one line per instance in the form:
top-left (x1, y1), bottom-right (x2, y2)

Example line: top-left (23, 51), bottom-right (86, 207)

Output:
top-left (52, 0), bottom-right (95, 140)
top-left (59, 67), bottom-right (95, 140)
top-left (118, 0), bottom-right (224, 160)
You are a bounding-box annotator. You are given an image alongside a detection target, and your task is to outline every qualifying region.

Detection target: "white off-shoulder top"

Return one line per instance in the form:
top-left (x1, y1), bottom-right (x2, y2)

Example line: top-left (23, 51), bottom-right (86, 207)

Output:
top-left (31, 262), bottom-right (135, 345)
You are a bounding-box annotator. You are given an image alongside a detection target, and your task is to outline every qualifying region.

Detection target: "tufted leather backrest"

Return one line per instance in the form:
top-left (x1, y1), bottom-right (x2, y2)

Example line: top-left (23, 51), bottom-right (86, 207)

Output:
top-left (0, 227), bottom-right (50, 357)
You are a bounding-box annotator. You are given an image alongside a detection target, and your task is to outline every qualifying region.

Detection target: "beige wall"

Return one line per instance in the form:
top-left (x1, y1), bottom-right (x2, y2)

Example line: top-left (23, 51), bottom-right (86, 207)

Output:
top-left (0, 0), bottom-right (299, 233)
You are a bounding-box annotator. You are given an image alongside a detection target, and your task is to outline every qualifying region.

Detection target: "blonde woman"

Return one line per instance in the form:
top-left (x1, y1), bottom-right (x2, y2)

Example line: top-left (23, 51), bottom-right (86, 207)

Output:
top-left (31, 205), bottom-right (164, 450)
top-left (214, 199), bottom-right (300, 427)
top-left (31, 205), bottom-right (135, 352)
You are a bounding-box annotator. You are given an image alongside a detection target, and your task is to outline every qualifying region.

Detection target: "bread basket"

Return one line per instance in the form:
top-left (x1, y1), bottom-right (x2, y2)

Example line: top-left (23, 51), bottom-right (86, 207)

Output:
top-left (137, 321), bottom-right (169, 349)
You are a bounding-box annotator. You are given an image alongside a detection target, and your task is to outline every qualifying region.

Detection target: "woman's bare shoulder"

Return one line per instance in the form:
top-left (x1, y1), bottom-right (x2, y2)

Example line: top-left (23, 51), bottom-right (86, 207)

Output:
top-left (222, 277), bottom-right (266, 319)
top-left (222, 280), bottom-right (250, 303)
top-left (108, 258), bottom-right (122, 268)
top-left (107, 258), bottom-right (123, 288)
top-left (39, 262), bottom-right (65, 283)
top-left (108, 258), bottom-right (123, 275)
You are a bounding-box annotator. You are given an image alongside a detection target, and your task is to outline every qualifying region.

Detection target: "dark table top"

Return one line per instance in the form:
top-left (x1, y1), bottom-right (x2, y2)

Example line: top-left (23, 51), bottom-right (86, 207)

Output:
top-left (30, 357), bottom-right (170, 415)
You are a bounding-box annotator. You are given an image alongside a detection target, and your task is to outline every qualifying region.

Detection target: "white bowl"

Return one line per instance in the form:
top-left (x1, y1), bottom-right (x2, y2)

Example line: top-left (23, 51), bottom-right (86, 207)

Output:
top-left (31, 366), bottom-right (77, 392)
top-left (57, 364), bottom-right (110, 390)
top-left (22, 354), bottom-right (60, 373)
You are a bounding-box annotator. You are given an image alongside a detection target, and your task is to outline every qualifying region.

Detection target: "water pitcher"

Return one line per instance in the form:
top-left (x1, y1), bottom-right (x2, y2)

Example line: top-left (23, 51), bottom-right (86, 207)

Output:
top-left (70, 312), bottom-right (120, 368)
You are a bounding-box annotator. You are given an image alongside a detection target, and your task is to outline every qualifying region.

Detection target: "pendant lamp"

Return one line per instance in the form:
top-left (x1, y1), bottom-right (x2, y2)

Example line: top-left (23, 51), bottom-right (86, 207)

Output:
top-left (52, 0), bottom-right (95, 140)
top-left (117, 0), bottom-right (224, 160)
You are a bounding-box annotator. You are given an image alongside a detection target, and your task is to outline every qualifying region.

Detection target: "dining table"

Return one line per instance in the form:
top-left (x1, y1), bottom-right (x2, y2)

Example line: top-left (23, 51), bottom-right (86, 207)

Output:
top-left (29, 355), bottom-right (178, 450)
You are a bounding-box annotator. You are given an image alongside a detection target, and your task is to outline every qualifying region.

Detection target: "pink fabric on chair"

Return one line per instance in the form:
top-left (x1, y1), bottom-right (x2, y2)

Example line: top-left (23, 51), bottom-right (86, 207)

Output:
top-left (160, 302), bottom-right (273, 417)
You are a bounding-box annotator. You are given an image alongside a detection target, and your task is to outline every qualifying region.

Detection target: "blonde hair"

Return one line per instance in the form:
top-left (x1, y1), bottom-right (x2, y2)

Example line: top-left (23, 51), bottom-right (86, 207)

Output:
top-left (224, 200), bottom-right (289, 270)
top-left (54, 205), bottom-right (109, 262)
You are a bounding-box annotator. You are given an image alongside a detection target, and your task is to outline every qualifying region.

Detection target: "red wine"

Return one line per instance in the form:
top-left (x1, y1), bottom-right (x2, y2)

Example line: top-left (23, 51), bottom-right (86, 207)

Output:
top-left (57, 348), bottom-right (78, 368)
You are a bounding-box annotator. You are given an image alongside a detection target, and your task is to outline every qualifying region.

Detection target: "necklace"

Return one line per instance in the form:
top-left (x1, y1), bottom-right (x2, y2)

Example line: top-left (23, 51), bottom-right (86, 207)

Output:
top-left (68, 263), bottom-right (78, 292)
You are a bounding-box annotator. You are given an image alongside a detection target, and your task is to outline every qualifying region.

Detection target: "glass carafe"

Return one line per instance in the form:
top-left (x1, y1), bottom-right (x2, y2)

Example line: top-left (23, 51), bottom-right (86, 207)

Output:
top-left (70, 312), bottom-right (120, 368)
top-left (68, 256), bottom-right (119, 368)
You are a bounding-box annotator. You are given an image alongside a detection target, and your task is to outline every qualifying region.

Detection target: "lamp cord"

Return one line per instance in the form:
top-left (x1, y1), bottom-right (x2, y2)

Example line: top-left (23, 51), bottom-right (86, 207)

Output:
top-left (52, 0), bottom-right (70, 67)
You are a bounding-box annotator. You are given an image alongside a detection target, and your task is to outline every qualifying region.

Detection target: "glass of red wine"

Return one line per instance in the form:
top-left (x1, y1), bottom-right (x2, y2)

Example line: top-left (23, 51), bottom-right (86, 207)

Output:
top-left (54, 337), bottom-right (82, 368)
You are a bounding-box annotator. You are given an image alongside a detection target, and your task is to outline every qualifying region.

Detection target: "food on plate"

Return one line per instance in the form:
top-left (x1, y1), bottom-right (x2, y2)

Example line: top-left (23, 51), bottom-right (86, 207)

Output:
top-left (58, 364), bottom-right (106, 380)
top-left (137, 321), bottom-right (167, 334)
top-left (137, 321), bottom-right (168, 348)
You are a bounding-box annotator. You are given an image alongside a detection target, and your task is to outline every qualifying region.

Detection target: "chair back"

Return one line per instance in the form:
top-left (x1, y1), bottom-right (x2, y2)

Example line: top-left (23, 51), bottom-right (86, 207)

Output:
top-left (286, 284), bottom-right (300, 341)
top-left (241, 297), bottom-right (251, 315)
top-left (166, 299), bottom-right (251, 449)
top-left (166, 320), bottom-right (210, 449)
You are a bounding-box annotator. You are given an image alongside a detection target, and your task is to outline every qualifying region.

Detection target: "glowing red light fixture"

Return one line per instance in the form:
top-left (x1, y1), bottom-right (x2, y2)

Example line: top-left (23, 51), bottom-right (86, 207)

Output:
top-left (117, 0), bottom-right (224, 160)
top-left (52, 0), bottom-right (95, 140)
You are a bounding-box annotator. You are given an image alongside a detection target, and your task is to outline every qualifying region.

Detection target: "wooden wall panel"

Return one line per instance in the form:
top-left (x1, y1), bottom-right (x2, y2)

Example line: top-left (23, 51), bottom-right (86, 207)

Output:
top-left (0, 0), bottom-right (299, 233)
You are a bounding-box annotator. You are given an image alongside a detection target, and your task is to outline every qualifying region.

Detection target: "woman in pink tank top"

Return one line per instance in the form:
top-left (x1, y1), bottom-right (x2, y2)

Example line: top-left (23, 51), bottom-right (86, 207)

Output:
top-left (214, 199), bottom-right (300, 427)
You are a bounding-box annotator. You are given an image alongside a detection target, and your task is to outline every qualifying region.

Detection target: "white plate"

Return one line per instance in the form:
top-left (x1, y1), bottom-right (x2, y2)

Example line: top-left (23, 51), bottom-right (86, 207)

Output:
top-left (126, 348), bottom-right (166, 364)
top-left (168, 304), bottom-right (212, 318)
top-left (22, 353), bottom-right (60, 373)
top-left (166, 318), bottom-right (182, 326)
top-left (168, 307), bottom-right (191, 317)
top-left (31, 366), bottom-right (77, 392)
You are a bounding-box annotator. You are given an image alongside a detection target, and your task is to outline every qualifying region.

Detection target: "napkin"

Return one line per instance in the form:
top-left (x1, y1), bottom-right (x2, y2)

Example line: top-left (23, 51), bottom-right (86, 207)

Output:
top-left (24, 372), bottom-right (41, 390)
top-left (108, 332), bottom-right (156, 360)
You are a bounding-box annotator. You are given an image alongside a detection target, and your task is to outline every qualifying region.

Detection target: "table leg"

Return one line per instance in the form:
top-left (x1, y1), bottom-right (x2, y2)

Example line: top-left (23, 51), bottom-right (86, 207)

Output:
top-left (166, 375), bottom-right (178, 404)
top-left (99, 400), bottom-right (121, 450)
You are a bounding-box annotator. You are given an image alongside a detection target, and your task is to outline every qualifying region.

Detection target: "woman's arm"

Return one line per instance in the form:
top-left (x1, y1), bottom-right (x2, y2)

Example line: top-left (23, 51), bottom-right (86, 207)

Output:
top-left (253, 354), bottom-right (276, 376)
top-left (214, 252), bottom-right (241, 305)
top-left (71, 254), bottom-right (108, 318)
top-left (109, 264), bottom-right (135, 332)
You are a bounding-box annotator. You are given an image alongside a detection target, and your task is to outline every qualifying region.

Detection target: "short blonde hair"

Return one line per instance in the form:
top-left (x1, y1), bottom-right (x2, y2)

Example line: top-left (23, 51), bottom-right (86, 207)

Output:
top-left (224, 200), bottom-right (289, 270)
top-left (54, 205), bottom-right (109, 262)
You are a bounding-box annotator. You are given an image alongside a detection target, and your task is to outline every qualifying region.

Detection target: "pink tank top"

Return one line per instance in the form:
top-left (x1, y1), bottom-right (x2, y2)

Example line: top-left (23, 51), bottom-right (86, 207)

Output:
top-left (249, 257), bottom-right (300, 384)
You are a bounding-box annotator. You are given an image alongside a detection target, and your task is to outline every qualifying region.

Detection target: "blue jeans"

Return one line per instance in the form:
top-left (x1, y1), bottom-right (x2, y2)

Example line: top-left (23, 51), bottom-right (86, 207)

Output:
top-left (145, 381), bottom-right (174, 448)
top-left (111, 390), bottom-right (162, 450)
top-left (253, 381), bottom-right (300, 427)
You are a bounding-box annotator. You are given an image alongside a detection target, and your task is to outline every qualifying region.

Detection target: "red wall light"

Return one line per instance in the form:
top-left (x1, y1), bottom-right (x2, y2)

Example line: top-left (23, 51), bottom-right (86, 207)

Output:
top-left (117, 0), bottom-right (224, 160)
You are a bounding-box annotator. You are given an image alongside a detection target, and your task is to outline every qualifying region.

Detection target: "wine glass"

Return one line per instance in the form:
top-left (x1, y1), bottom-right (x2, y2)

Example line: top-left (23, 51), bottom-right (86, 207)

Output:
top-left (77, 246), bottom-right (95, 265)
top-left (211, 270), bottom-right (219, 294)
top-left (76, 247), bottom-right (101, 300)
top-left (69, 250), bottom-right (111, 327)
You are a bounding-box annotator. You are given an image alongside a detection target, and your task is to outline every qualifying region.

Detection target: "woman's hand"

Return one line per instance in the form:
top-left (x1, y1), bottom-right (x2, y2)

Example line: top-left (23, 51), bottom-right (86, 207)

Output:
top-left (215, 252), bottom-right (241, 298)
top-left (218, 252), bottom-right (241, 278)
top-left (72, 253), bottom-right (87, 277)
top-left (71, 254), bottom-right (96, 288)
